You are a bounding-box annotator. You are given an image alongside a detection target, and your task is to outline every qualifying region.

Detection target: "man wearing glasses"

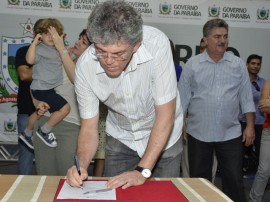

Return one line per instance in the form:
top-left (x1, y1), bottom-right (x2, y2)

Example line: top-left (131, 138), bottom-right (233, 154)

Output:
top-left (67, 0), bottom-right (183, 189)
top-left (179, 18), bottom-right (255, 202)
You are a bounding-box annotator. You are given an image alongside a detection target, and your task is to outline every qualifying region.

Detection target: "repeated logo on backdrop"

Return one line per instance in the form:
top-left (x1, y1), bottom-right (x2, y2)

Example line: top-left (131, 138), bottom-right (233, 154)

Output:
top-left (2, 1), bottom-right (270, 27)
top-left (1, 36), bottom-right (32, 95)
top-left (60, 0), bottom-right (72, 9)
top-left (159, 2), bottom-right (202, 19)
top-left (1, 17), bottom-right (34, 97)
top-left (159, 2), bottom-right (171, 15)
top-left (7, 0), bottom-right (19, 5)
top-left (208, 5), bottom-right (220, 17)
top-left (257, 7), bottom-right (269, 20)
top-left (0, 0), bottom-right (270, 140)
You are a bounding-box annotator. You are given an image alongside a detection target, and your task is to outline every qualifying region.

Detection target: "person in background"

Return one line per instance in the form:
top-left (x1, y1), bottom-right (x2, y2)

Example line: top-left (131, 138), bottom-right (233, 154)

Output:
top-left (33, 27), bottom-right (107, 176)
top-left (249, 80), bottom-right (270, 202)
top-left (14, 19), bottom-right (44, 174)
top-left (180, 37), bottom-right (218, 182)
top-left (240, 54), bottom-right (265, 174)
top-left (21, 18), bottom-right (70, 150)
top-left (169, 39), bottom-right (182, 82)
top-left (51, 27), bottom-right (107, 177)
top-left (66, 0), bottom-right (183, 189)
top-left (199, 38), bottom-right (206, 53)
top-left (179, 18), bottom-right (255, 202)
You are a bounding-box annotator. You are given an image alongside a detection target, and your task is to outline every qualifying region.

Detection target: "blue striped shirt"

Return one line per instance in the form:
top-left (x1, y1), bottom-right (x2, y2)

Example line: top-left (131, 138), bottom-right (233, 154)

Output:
top-left (178, 51), bottom-right (255, 142)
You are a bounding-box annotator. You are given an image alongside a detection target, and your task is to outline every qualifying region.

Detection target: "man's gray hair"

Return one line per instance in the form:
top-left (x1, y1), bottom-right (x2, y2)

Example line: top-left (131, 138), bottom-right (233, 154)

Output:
top-left (203, 18), bottom-right (228, 37)
top-left (87, 0), bottom-right (143, 45)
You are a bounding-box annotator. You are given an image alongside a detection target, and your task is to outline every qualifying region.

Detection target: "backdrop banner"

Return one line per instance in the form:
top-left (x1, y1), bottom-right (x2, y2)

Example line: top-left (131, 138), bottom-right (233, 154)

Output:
top-left (1, 0), bottom-right (270, 141)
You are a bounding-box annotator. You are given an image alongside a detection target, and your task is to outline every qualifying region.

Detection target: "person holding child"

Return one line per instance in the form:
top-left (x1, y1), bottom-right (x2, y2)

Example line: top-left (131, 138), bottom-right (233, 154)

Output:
top-left (33, 26), bottom-right (107, 176)
top-left (20, 18), bottom-right (70, 150)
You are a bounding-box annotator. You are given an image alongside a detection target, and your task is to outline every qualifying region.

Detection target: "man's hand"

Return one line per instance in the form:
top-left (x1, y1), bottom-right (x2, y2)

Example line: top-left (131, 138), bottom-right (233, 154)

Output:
top-left (66, 165), bottom-right (88, 188)
top-left (182, 125), bottom-right (187, 145)
top-left (106, 170), bottom-right (146, 189)
top-left (242, 126), bottom-right (255, 147)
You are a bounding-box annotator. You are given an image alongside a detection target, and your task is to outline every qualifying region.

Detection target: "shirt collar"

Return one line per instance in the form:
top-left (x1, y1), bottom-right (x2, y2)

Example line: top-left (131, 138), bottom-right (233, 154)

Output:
top-left (200, 51), bottom-right (233, 64)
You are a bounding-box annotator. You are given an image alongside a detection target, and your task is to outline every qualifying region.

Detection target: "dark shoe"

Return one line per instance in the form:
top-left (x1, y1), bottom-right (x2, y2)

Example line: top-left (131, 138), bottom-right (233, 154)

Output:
top-left (19, 132), bottom-right (34, 150)
top-left (36, 127), bottom-right (57, 147)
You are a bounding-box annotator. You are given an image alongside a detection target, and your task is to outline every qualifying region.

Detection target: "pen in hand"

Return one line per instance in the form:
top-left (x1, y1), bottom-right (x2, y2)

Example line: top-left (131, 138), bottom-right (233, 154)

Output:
top-left (74, 155), bottom-right (83, 189)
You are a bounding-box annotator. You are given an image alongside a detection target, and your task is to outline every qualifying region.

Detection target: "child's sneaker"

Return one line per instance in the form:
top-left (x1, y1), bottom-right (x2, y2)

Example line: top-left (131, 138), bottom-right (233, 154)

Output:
top-left (36, 127), bottom-right (57, 147)
top-left (19, 132), bottom-right (34, 150)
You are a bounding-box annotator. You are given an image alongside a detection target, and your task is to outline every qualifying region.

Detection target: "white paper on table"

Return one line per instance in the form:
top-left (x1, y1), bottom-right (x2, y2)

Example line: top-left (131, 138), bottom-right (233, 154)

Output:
top-left (57, 181), bottom-right (116, 200)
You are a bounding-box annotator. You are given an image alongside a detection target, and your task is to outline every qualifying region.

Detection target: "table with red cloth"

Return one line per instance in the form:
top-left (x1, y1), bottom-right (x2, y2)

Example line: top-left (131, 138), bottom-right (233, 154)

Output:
top-left (0, 175), bottom-right (232, 202)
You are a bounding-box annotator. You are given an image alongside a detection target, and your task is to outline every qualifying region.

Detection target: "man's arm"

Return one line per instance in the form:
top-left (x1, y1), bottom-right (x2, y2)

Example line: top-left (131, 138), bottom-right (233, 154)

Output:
top-left (66, 115), bottom-right (99, 187)
top-left (238, 59), bottom-right (255, 146)
top-left (106, 98), bottom-right (176, 189)
top-left (138, 98), bottom-right (176, 169)
top-left (242, 112), bottom-right (255, 146)
top-left (17, 65), bottom-right (32, 81)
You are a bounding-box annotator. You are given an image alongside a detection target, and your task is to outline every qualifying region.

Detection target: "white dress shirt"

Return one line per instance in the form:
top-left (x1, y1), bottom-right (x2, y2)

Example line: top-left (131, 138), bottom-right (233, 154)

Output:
top-left (75, 25), bottom-right (183, 157)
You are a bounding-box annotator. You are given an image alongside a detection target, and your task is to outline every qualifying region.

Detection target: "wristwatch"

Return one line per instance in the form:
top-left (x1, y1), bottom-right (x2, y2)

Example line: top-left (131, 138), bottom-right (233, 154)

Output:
top-left (135, 166), bottom-right (152, 178)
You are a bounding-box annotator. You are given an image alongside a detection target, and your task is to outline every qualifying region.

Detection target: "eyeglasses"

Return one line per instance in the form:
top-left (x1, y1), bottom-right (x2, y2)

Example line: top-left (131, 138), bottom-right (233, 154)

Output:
top-left (92, 45), bottom-right (133, 61)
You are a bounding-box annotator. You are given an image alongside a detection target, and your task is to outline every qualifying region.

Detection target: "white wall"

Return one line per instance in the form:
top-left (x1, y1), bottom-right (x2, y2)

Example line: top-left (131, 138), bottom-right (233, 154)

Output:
top-left (0, 0), bottom-right (270, 140)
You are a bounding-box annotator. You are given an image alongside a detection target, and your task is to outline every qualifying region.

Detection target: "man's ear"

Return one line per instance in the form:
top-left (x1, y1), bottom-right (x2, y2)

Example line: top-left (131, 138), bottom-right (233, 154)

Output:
top-left (132, 41), bottom-right (141, 53)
